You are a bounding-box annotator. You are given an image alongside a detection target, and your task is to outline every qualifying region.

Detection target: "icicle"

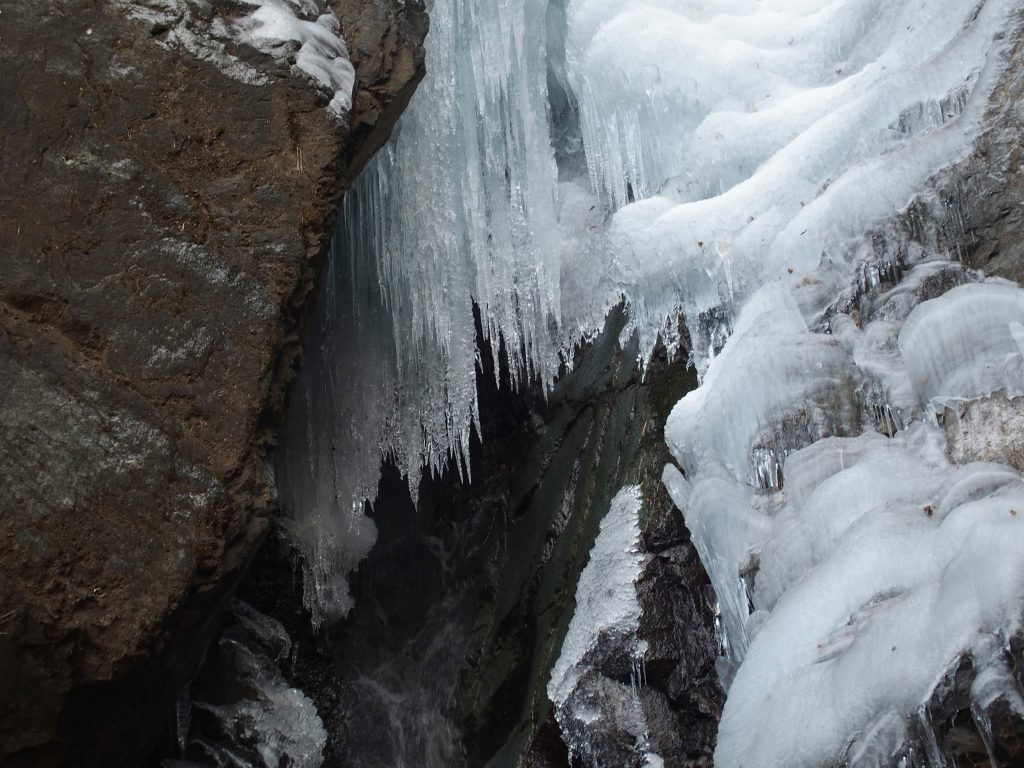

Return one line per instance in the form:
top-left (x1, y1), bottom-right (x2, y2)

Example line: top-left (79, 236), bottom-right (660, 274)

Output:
top-left (276, 0), bottom-right (565, 623)
top-left (968, 701), bottom-right (999, 768)
top-left (175, 689), bottom-right (191, 756)
top-left (916, 706), bottom-right (947, 768)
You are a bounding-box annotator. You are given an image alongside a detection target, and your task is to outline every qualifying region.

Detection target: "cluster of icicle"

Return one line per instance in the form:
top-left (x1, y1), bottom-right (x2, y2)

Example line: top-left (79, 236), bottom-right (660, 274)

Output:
top-left (275, 0), bottom-right (568, 624)
top-left (278, 0), bottom-right (1024, 763)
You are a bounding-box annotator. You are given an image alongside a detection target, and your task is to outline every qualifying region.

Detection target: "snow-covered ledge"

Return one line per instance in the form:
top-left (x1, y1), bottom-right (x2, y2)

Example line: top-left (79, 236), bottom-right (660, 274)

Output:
top-left (121, 0), bottom-right (355, 116)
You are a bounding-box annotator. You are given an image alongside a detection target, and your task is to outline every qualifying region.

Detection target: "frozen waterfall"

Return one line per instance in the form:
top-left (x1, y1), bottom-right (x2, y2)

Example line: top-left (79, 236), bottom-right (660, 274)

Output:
top-left (276, 0), bottom-right (567, 623)
top-left (278, 0), bottom-right (1024, 764)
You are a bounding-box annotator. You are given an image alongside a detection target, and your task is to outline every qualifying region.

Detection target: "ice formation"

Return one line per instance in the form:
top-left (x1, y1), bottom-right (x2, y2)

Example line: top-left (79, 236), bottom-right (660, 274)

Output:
top-left (566, 0), bottom-right (1022, 363)
top-left (279, 0), bottom-right (1024, 760)
top-left (662, 263), bottom-right (1024, 766)
top-left (566, 0), bottom-right (1024, 762)
top-left (171, 601), bottom-right (327, 768)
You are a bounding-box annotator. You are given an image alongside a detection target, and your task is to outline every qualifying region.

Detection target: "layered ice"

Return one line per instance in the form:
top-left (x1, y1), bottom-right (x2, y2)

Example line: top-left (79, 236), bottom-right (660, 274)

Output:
top-left (565, 0), bottom-right (1020, 363)
top-left (665, 264), bottom-right (1024, 765)
top-left (900, 281), bottom-right (1024, 408)
top-left (695, 430), bottom-right (1024, 768)
top-left (563, 0), bottom-right (1024, 764)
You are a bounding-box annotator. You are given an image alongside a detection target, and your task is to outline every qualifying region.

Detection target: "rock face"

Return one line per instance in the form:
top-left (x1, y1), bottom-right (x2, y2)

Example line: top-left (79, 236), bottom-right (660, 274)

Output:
top-left (944, 394), bottom-right (1024, 472)
top-left (961, 29), bottom-right (1024, 286)
top-left (0, 1), bottom-right (425, 765)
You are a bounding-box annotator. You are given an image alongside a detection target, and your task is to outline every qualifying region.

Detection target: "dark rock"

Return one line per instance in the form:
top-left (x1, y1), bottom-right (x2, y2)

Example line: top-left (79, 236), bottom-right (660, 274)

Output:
top-left (525, 712), bottom-right (573, 768)
top-left (332, 0), bottom-right (429, 182)
top-left (560, 673), bottom-right (649, 768)
top-left (0, 1), bottom-right (425, 764)
top-left (887, 637), bottom-right (1024, 768)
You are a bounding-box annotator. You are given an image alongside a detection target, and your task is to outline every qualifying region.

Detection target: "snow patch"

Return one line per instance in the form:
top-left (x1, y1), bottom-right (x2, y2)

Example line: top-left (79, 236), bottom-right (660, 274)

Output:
top-left (234, 0), bottom-right (355, 114)
top-left (548, 486), bottom-right (646, 708)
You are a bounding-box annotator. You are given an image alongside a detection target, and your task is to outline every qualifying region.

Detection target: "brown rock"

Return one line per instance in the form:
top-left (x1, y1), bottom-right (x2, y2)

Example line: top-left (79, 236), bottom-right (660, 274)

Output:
top-left (0, 0), bottom-right (425, 764)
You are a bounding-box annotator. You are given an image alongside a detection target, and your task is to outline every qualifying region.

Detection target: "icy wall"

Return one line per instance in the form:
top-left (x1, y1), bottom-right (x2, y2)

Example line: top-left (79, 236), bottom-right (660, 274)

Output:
top-left (281, 0), bottom-right (1024, 762)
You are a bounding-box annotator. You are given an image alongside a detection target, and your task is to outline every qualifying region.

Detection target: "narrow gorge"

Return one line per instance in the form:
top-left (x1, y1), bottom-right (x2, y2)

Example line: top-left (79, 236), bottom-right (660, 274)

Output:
top-left (3, 1), bottom-right (1024, 768)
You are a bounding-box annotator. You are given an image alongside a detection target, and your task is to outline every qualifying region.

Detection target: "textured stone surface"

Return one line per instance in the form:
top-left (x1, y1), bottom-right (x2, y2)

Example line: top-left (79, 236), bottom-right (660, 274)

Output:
top-left (0, 1), bottom-right (425, 764)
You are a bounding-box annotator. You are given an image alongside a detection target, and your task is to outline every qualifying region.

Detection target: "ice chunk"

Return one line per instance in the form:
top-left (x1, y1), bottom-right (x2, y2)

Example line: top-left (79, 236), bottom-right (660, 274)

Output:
top-left (900, 282), bottom-right (1024, 407)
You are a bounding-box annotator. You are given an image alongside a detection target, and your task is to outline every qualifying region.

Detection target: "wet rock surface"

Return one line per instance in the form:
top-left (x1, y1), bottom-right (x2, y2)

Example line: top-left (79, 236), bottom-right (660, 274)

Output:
top-left (168, 574), bottom-right (332, 768)
top-left (0, 1), bottom-right (425, 764)
top-left (961, 27), bottom-right (1024, 285)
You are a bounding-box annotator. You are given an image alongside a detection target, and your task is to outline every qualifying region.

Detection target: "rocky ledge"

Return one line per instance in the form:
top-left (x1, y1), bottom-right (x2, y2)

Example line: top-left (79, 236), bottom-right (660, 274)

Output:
top-left (0, 1), bottom-right (425, 764)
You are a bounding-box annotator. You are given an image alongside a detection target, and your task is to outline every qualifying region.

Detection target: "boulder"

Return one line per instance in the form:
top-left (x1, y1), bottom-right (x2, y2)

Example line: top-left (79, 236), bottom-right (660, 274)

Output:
top-left (0, 1), bottom-right (425, 764)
